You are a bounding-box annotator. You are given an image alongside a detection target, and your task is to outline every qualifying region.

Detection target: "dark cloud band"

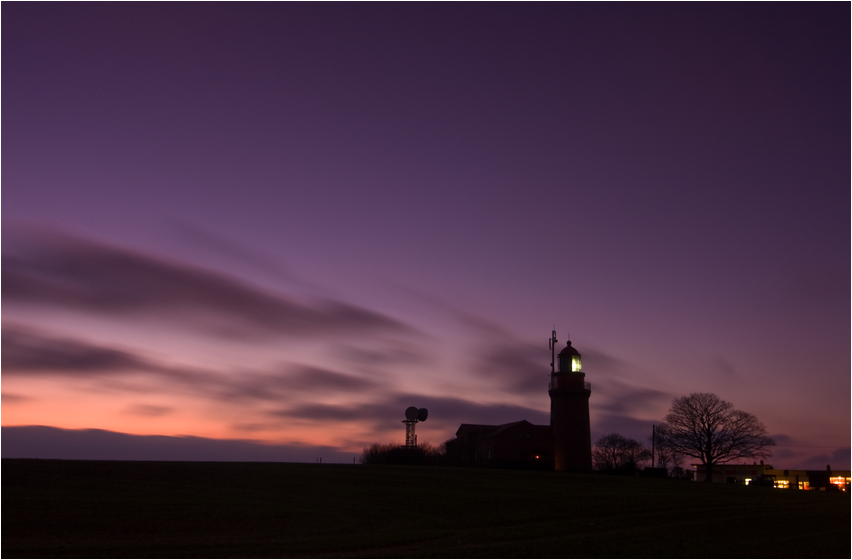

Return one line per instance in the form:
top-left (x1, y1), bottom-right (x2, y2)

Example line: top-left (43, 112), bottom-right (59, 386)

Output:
top-left (2, 325), bottom-right (153, 375)
top-left (3, 227), bottom-right (413, 340)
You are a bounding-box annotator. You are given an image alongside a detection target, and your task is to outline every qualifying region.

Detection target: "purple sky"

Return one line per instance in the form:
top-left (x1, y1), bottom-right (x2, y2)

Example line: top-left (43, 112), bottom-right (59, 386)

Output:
top-left (3, 3), bottom-right (849, 470)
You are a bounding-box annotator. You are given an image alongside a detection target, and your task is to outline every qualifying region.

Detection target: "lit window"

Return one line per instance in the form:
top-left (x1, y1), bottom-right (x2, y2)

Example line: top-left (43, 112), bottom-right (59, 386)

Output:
top-left (829, 477), bottom-right (848, 491)
top-left (774, 480), bottom-right (789, 489)
top-left (572, 356), bottom-right (582, 372)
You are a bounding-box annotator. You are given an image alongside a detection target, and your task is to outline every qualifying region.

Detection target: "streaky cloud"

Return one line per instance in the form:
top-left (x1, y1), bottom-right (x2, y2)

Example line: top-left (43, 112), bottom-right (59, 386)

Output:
top-left (170, 220), bottom-right (295, 283)
top-left (216, 365), bottom-right (381, 402)
top-left (471, 338), bottom-right (548, 396)
top-left (286, 365), bottom-right (380, 392)
top-left (274, 392), bottom-right (550, 429)
top-left (334, 343), bottom-right (431, 368)
top-left (123, 404), bottom-right (174, 417)
top-left (591, 378), bottom-right (672, 416)
top-left (2, 325), bottom-right (383, 405)
top-left (3, 225), bottom-right (414, 341)
top-left (2, 324), bottom-right (154, 375)
top-left (1, 392), bottom-right (34, 404)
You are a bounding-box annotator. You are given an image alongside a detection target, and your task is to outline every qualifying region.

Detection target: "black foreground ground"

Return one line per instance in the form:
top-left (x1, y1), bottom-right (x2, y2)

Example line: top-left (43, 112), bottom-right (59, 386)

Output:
top-left (2, 458), bottom-right (849, 558)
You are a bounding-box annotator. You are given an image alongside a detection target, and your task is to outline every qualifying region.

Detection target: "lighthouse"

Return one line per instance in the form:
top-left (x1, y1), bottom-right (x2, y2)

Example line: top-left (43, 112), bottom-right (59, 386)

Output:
top-left (548, 331), bottom-right (592, 472)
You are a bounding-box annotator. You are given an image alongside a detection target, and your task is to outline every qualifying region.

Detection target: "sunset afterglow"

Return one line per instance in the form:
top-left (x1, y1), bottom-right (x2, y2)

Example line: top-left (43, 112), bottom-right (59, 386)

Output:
top-left (2, 3), bottom-right (848, 469)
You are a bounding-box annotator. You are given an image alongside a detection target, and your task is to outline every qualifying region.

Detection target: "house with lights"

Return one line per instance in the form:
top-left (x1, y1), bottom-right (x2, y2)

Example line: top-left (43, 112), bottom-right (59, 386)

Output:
top-left (692, 463), bottom-right (850, 491)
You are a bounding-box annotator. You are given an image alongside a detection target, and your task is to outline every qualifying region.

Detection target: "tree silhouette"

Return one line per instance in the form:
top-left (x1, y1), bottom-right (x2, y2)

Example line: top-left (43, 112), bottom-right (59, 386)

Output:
top-left (657, 393), bottom-right (775, 482)
top-left (592, 433), bottom-right (650, 474)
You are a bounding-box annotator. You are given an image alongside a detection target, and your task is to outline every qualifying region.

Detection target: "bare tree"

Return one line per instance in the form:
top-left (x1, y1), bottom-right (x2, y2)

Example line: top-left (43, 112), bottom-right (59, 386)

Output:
top-left (657, 393), bottom-right (775, 482)
top-left (592, 433), bottom-right (650, 474)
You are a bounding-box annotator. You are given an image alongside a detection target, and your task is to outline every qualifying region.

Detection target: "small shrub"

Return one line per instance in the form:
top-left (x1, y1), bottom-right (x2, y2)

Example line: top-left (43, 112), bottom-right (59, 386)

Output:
top-left (360, 442), bottom-right (446, 466)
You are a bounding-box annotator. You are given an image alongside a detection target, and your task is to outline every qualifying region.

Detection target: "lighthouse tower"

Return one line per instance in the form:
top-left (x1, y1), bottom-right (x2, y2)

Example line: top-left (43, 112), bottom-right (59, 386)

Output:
top-left (548, 332), bottom-right (592, 472)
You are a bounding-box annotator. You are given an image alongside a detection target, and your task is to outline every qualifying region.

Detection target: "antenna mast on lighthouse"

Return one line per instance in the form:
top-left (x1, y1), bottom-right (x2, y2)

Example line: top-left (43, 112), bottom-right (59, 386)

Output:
top-left (549, 329), bottom-right (558, 375)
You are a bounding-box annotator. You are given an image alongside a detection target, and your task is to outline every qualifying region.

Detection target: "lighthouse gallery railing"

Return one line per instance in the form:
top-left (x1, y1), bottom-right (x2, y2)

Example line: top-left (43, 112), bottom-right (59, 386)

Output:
top-left (549, 379), bottom-right (591, 391)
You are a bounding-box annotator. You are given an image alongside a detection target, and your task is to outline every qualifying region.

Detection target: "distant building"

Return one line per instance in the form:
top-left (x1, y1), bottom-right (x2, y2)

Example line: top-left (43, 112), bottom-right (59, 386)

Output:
top-left (692, 463), bottom-right (851, 491)
top-left (445, 333), bottom-right (592, 472)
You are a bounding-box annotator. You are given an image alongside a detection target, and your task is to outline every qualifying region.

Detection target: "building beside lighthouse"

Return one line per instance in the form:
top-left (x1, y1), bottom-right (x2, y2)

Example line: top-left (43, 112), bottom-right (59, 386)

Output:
top-left (444, 331), bottom-right (592, 472)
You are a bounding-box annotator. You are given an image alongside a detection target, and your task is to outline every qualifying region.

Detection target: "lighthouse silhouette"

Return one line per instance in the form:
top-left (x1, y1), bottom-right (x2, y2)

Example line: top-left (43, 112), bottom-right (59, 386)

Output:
top-left (444, 330), bottom-right (593, 470)
top-left (548, 331), bottom-right (592, 472)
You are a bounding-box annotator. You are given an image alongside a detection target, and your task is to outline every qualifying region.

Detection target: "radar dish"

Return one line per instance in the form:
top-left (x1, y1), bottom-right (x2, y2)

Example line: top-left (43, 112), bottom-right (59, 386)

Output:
top-left (417, 408), bottom-right (428, 422)
top-left (405, 406), bottom-right (419, 420)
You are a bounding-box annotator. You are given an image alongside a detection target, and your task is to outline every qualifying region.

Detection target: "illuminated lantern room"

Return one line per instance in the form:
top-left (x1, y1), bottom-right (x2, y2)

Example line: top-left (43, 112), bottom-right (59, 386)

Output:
top-left (557, 341), bottom-right (582, 373)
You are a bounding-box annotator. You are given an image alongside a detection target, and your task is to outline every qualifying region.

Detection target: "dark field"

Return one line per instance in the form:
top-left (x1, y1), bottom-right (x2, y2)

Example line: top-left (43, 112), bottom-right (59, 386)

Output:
top-left (2, 459), bottom-right (849, 558)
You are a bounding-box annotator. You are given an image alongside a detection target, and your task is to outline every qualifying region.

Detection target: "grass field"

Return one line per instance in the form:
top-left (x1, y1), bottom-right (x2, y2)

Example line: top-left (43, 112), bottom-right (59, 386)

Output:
top-left (2, 458), bottom-right (849, 558)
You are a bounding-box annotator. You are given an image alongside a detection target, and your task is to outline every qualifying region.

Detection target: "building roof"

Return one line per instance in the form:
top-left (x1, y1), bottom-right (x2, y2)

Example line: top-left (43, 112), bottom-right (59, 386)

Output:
top-left (489, 420), bottom-right (534, 436)
top-left (455, 420), bottom-right (550, 439)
